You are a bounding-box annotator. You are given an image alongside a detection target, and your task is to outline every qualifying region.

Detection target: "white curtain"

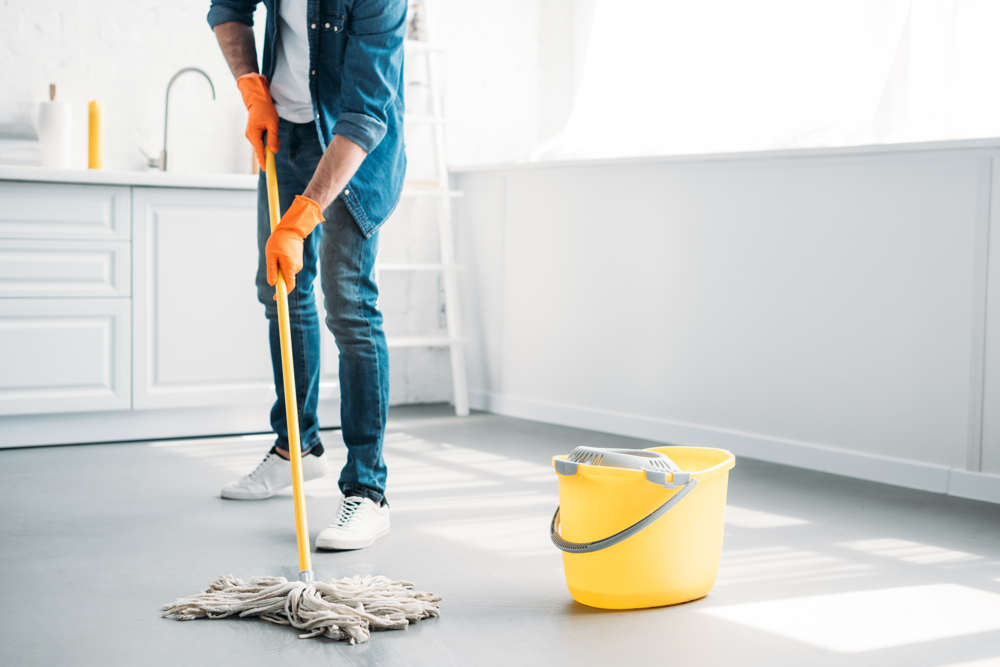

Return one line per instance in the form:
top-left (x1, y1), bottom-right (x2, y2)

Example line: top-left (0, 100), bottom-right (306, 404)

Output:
top-left (537, 0), bottom-right (1000, 160)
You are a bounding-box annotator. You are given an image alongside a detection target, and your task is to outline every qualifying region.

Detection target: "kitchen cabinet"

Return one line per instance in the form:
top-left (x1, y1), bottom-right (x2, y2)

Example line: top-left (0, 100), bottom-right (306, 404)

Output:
top-left (0, 180), bottom-right (130, 240)
top-left (131, 186), bottom-right (273, 409)
top-left (0, 167), bottom-right (343, 446)
top-left (0, 167), bottom-right (369, 445)
top-left (0, 298), bottom-right (130, 415)
top-left (0, 239), bottom-right (130, 298)
top-left (0, 177), bottom-right (133, 416)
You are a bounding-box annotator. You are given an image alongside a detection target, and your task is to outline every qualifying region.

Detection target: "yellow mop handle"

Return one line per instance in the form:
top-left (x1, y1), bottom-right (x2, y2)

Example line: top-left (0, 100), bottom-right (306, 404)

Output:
top-left (264, 149), bottom-right (313, 582)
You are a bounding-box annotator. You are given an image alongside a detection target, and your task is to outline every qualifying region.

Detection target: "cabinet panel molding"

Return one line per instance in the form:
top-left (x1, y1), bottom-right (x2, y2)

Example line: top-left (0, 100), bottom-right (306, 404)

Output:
top-left (132, 187), bottom-right (275, 408)
top-left (0, 240), bottom-right (130, 297)
top-left (0, 298), bottom-right (130, 415)
top-left (0, 181), bottom-right (130, 240)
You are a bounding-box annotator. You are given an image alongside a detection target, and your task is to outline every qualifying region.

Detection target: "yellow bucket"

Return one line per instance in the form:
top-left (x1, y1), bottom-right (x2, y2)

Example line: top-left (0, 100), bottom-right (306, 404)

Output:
top-left (551, 446), bottom-right (735, 609)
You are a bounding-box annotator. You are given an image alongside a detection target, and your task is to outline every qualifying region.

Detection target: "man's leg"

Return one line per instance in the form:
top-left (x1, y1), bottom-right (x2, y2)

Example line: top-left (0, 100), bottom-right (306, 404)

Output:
top-left (220, 121), bottom-right (327, 500)
top-left (322, 200), bottom-right (389, 501)
top-left (257, 125), bottom-right (324, 457)
top-left (315, 199), bottom-right (390, 549)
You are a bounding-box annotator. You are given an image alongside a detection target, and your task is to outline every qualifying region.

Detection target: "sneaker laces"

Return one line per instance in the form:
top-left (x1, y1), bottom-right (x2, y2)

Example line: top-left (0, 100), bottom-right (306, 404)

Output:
top-left (334, 497), bottom-right (365, 528)
top-left (246, 453), bottom-right (278, 481)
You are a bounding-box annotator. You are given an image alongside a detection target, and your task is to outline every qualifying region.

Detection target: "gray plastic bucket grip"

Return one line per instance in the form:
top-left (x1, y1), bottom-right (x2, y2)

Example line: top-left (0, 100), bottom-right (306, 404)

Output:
top-left (554, 459), bottom-right (579, 476)
top-left (644, 469), bottom-right (690, 488)
top-left (549, 476), bottom-right (698, 554)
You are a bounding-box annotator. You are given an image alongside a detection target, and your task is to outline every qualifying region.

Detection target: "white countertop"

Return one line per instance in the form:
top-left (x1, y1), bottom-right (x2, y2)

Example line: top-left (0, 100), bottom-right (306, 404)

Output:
top-left (0, 165), bottom-right (258, 190)
top-left (448, 136), bottom-right (1000, 174)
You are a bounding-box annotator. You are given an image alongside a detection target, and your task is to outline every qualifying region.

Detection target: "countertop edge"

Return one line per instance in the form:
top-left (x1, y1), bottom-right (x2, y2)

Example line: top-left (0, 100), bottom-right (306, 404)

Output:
top-left (0, 166), bottom-right (258, 190)
top-left (448, 136), bottom-right (1000, 174)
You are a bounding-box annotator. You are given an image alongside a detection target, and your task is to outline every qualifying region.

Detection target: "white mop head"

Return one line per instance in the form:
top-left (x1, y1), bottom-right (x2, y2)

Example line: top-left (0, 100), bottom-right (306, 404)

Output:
top-left (161, 574), bottom-right (441, 644)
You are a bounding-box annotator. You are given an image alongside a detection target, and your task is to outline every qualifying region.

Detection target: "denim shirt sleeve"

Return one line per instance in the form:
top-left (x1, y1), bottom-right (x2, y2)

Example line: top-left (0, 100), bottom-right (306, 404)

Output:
top-left (206, 0), bottom-right (260, 28)
top-left (333, 0), bottom-right (407, 153)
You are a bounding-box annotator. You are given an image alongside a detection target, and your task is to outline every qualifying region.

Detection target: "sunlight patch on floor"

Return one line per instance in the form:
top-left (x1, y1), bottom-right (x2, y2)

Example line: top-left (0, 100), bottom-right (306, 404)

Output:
top-left (724, 505), bottom-right (810, 528)
top-left (382, 456), bottom-right (497, 493)
top-left (421, 515), bottom-right (555, 557)
top-left (839, 538), bottom-right (982, 565)
top-left (391, 492), bottom-right (556, 513)
top-left (149, 436), bottom-right (274, 476)
top-left (421, 446), bottom-right (512, 464)
top-left (422, 442), bottom-right (552, 478)
top-left (381, 432), bottom-right (556, 495)
top-left (385, 433), bottom-right (553, 479)
top-left (701, 584), bottom-right (1000, 653)
top-left (716, 545), bottom-right (873, 586)
top-left (520, 472), bottom-right (559, 483)
top-left (388, 479), bottom-right (503, 494)
top-left (383, 432), bottom-right (444, 454)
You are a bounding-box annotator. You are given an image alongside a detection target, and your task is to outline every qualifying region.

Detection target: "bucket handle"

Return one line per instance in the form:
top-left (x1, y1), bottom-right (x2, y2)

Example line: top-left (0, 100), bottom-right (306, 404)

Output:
top-left (549, 469), bottom-right (698, 554)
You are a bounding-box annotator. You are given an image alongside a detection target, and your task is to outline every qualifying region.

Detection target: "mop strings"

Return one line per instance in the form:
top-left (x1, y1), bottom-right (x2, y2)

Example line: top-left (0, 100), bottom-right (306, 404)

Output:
top-left (161, 574), bottom-right (441, 644)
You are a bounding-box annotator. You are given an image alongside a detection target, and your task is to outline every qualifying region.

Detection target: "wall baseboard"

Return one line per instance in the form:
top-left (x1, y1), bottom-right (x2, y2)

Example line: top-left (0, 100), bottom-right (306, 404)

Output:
top-left (948, 469), bottom-right (1000, 504)
top-left (469, 390), bottom-right (1000, 505)
top-left (1, 400), bottom-right (343, 449)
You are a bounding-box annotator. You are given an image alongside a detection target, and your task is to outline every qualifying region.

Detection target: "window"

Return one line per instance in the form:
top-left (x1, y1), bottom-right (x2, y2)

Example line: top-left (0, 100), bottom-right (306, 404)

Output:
top-left (537, 0), bottom-right (1000, 160)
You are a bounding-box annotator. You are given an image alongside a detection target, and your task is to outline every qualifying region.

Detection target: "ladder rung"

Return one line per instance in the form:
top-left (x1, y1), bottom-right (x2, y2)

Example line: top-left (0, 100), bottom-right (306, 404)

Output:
top-left (405, 114), bottom-right (446, 125)
top-left (377, 263), bottom-right (454, 272)
top-left (404, 39), bottom-right (444, 54)
top-left (401, 183), bottom-right (463, 198)
top-left (387, 335), bottom-right (462, 348)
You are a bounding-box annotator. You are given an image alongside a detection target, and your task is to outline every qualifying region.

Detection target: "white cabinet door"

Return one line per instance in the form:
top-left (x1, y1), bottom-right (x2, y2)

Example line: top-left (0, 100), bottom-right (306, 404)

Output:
top-left (0, 299), bottom-right (130, 415)
top-left (0, 181), bottom-right (130, 240)
top-left (132, 187), bottom-right (273, 409)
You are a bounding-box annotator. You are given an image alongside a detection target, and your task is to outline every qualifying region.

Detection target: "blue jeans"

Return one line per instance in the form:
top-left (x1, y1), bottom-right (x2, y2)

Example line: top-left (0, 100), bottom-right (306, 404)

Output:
top-left (256, 119), bottom-right (389, 504)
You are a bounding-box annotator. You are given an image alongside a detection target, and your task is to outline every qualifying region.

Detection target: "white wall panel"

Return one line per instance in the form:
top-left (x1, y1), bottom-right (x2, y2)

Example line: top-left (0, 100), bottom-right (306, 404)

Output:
top-left (453, 172), bottom-right (507, 397)
top-left (981, 158), bottom-right (1000, 475)
top-left (454, 146), bottom-right (1000, 495)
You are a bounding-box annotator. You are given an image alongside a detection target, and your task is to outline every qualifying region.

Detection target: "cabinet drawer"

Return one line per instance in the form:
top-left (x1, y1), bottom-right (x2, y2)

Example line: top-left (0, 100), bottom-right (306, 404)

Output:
top-left (0, 240), bottom-right (130, 297)
top-left (0, 299), bottom-right (131, 415)
top-left (0, 181), bottom-right (130, 240)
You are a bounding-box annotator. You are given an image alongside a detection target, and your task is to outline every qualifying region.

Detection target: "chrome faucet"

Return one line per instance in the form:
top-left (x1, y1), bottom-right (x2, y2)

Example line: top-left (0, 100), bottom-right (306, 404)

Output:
top-left (142, 67), bottom-right (216, 171)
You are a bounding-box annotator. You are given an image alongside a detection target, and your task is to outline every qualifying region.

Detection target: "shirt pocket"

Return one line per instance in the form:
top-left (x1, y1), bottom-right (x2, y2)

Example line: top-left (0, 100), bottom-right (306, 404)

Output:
top-left (320, 14), bottom-right (346, 35)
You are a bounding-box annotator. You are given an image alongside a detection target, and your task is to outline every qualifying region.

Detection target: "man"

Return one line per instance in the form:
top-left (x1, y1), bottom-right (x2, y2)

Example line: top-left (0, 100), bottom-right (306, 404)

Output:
top-left (207, 0), bottom-right (406, 550)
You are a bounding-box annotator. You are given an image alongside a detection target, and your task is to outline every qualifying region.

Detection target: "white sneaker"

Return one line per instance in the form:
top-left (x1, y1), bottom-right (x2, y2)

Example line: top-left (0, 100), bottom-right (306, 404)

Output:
top-left (315, 496), bottom-right (390, 550)
top-left (220, 450), bottom-right (328, 500)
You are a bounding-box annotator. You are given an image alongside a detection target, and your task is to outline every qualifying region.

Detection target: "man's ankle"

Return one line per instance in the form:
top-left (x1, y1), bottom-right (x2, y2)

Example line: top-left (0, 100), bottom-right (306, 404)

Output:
top-left (271, 441), bottom-right (324, 461)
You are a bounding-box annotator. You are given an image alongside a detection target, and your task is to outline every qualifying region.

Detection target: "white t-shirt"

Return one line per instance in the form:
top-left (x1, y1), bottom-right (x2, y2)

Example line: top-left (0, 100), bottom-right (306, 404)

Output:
top-left (270, 0), bottom-right (314, 123)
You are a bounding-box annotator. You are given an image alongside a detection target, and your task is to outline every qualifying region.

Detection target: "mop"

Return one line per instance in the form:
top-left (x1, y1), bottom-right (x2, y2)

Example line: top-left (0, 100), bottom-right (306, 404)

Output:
top-left (161, 149), bottom-right (441, 644)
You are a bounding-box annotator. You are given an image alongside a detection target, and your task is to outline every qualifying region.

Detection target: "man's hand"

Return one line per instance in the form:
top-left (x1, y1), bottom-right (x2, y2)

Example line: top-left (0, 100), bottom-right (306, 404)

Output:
top-left (266, 195), bottom-right (325, 294)
top-left (237, 74), bottom-right (280, 170)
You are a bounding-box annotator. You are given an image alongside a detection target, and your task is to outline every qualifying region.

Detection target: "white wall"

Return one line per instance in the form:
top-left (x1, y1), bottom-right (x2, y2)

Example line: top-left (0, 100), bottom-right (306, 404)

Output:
top-left (2, 0), bottom-right (252, 174)
top-left (431, 0), bottom-right (542, 166)
top-left (452, 141), bottom-right (1000, 504)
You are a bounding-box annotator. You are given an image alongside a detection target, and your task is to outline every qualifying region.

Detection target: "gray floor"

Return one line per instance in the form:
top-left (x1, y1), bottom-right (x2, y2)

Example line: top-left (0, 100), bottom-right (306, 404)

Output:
top-left (2, 405), bottom-right (1000, 667)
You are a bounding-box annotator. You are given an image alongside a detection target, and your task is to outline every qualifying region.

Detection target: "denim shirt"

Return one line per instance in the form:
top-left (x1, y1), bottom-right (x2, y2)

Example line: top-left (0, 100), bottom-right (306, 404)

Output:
top-left (207, 0), bottom-right (406, 236)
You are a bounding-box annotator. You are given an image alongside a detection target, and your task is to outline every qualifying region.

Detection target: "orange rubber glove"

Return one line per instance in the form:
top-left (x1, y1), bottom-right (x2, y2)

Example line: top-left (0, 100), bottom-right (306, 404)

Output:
top-left (236, 73), bottom-right (280, 170)
top-left (266, 195), bottom-right (325, 294)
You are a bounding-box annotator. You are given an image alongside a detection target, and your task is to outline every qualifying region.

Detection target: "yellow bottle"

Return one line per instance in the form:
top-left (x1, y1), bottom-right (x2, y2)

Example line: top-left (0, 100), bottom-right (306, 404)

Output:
top-left (88, 100), bottom-right (102, 169)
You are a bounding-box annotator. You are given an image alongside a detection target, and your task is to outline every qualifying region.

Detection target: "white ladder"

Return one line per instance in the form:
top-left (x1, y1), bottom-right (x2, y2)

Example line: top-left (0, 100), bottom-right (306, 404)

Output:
top-left (378, 36), bottom-right (469, 417)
